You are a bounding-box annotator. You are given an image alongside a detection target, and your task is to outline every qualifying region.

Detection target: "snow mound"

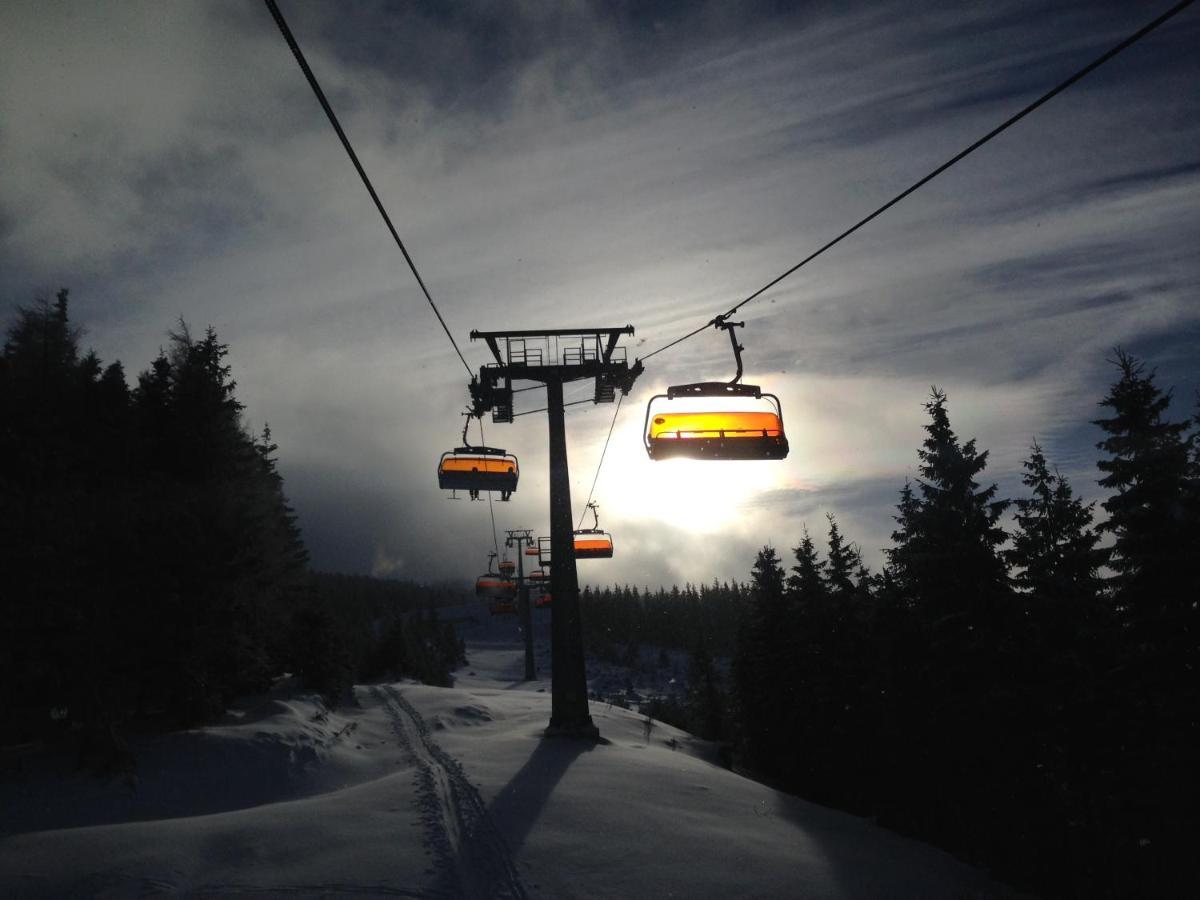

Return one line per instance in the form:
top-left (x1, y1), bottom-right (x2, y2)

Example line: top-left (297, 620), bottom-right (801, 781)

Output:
top-left (0, 691), bottom-right (403, 837)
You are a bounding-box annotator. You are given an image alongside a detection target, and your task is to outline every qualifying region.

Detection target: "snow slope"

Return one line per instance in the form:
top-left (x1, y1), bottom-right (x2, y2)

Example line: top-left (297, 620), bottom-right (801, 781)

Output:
top-left (1, 640), bottom-right (1020, 898)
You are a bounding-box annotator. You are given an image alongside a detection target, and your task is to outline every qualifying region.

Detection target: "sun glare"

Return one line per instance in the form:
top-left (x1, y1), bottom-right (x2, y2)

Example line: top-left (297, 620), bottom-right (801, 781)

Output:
top-left (600, 417), bottom-right (789, 534)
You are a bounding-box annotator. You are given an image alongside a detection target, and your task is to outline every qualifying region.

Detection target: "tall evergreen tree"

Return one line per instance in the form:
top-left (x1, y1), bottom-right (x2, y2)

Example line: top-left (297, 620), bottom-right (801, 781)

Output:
top-left (1091, 350), bottom-right (1199, 895)
top-left (884, 480), bottom-right (920, 601)
top-left (732, 547), bottom-right (787, 773)
top-left (787, 527), bottom-right (825, 602)
top-left (1008, 440), bottom-right (1107, 606)
top-left (889, 388), bottom-right (1010, 629)
top-left (880, 389), bottom-right (1014, 844)
top-left (1005, 441), bottom-right (1112, 856)
top-left (823, 514), bottom-right (862, 601)
top-left (1094, 349), bottom-right (1194, 619)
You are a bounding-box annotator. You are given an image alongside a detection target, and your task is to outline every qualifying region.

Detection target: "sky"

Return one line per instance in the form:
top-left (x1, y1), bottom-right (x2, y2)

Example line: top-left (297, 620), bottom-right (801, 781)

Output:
top-left (3, 0), bottom-right (1198, 588)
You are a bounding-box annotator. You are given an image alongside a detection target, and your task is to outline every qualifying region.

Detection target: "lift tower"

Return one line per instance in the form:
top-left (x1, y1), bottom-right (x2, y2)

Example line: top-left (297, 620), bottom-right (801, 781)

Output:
top-left (504, 528), bottom-right (536, 681)
top-left (469, 327), bottom-right (641, 739)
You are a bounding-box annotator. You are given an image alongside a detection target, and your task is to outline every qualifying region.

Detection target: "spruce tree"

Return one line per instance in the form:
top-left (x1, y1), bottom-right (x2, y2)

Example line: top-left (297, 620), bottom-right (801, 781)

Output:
top-left (1094, 349), bottom-right (1194, 620)
top-left (1092, 350), bottom-right (1199, 891)
top-left (1008, 440), bottom-right (1107, 607)
top-left (732, 547), bottom-right (787, 773)
top-left (890, 388), bottom-right (1010, 628)
top-left (885, 481), bottom-right (920, 600)
top-left (823, 514), bottom-right (860, 601)
top-left (881, 389), bottom-right (1013, 829)
top-left (1006, 440), bottom-right (1112, 837)
top-left (787, 527), bottom-right (825, 603)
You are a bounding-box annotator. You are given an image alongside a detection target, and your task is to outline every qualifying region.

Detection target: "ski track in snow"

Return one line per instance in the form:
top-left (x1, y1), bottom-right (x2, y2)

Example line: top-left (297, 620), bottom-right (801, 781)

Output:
top-left (188, 882), bottom-right (435, 897)
top-left (372, 685), bottom-right (529, 900)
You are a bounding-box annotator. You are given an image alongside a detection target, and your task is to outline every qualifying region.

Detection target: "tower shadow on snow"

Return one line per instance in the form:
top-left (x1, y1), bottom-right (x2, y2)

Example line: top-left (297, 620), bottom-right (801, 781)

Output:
top-left (487, 734), bottom-right (603, 857)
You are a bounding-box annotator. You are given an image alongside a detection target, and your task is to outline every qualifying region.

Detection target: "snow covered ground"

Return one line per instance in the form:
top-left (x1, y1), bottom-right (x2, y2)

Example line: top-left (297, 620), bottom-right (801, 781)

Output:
top-left (1, 635), bottom-right (1022, 898)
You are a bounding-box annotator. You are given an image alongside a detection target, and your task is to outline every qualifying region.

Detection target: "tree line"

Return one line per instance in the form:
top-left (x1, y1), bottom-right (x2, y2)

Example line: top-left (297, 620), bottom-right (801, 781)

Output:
top-left (0, 293), bottom-right (463, 770)
top-left (728, 356), bottom-right (1198, 898)
top-left (581, 581), bottom-right (747, 659)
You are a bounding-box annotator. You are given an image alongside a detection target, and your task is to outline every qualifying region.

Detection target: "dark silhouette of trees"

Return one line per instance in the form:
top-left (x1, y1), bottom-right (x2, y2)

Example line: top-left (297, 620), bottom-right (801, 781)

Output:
top-left (732, 547), bottom-right (789, 775)
top-left (1095, 349), bottom-right (1195, 630)
top-left (823, 514), bottom-right (860, 600)
top-left (725, 367), bottom-right (1200, 898)
top-left (685, 635), bottom-right (727, 742)
top-left (888, 387), bottom-right (1011, 629)
top-left (581, 579), bottom-right (746, 659)
top-left (308, 573), bottom-right (467, 690)
top-left (1091, 350), bottom-right (1198, 893)
top-left (1009, 440), bottom-right (1107, 606)
top-left (2, 291), bottom-right (153, 767)
top-left (1, 293), bottom-right (463, 767)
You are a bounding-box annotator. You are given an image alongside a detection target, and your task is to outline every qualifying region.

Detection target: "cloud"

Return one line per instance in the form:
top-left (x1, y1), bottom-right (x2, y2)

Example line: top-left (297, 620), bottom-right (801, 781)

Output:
top-left (2, 0), bottom-right (1197, 587)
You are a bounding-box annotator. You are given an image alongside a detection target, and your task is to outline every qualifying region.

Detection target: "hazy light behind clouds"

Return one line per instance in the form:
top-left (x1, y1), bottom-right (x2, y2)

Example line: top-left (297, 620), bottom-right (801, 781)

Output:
top-left (2, 0), bottom-right (1197, 584)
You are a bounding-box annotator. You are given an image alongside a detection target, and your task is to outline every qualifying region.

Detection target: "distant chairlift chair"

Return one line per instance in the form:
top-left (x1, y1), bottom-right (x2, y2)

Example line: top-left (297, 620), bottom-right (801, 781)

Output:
top-left (572, 501), bottom-right (614, 559)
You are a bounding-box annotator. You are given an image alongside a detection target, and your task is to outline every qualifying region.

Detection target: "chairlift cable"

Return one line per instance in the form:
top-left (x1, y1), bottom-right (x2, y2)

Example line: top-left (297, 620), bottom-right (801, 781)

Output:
top-left (640, 0), bottom-right (1196, 362)
top-left (512, 398), bottom-right (595, 418)
top-left (479, 418), bottom-right (502, 559)
top-left (577, 394), bottom-right (623, 528)
top-left (262, 0), bottom-right (473, 376)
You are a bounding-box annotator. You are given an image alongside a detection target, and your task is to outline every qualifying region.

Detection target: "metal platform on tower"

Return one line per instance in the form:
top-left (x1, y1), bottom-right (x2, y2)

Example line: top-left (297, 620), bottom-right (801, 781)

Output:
top-left (469, 327), bottom-right (641, 423)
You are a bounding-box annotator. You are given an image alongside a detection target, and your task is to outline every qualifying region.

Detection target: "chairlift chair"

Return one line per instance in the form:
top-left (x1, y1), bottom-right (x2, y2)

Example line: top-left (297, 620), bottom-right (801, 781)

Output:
top-left (475, 574), bottom-right (517, 599)
top-left (643, 318), bottom-right (788, 461)
top-left (475, 551), bottom-right (517, 601)
top-left (573, 501), bottom-right (614, 559)
top-left (438, 416), bottom-right (519, 499)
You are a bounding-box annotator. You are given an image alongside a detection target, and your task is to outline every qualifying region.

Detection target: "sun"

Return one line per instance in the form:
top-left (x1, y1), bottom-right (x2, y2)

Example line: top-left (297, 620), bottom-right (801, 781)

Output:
top-left (596, 416), bottom-right (789, 535)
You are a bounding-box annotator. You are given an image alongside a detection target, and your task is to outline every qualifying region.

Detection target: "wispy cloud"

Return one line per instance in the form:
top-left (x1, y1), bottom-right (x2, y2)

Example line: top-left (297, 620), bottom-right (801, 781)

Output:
top-left (2, 0), bottom-right (1197, 585)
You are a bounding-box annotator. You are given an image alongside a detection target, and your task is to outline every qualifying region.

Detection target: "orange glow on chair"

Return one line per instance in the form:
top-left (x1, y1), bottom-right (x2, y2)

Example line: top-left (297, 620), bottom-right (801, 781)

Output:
top-left (439, 456), bottom-right (516, 475)
top-left (476, 576), bottom-right (517, 599)
top-left (649, 410), bottom-right (782, 440)
top-left (438, 450), bottom-right (519, 496)
top-left (573, 536), bottom-right (614, 558)
top-left (645, 407), bottom-right (788, 460)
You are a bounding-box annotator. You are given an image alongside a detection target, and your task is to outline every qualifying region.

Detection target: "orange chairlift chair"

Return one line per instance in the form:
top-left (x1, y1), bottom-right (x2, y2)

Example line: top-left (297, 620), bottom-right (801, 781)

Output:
top-left (525, 562), bottom-right (550, 607)
top-left (644, 318), bottom-right (788, 461)
top-left (573, 501), bottom-right (614, 559)
top-left (475, 551), bottom-right (518, 614)
top-left (438, 416), bottom-right (519, 500)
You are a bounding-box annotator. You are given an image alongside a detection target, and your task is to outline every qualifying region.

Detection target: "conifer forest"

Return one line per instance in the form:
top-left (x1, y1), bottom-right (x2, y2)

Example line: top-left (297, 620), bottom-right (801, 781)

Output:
top-left (3, 294), bottom-right (1199, 898)
top-left (0, 294), bottom-right (464, 762)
